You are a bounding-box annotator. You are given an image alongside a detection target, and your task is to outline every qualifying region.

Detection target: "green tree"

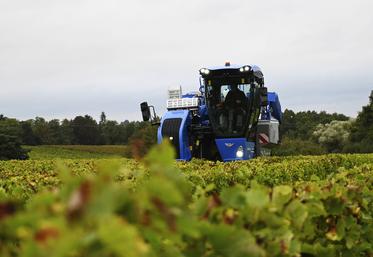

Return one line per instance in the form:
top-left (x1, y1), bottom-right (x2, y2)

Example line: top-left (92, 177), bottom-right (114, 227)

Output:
top-left (280, 109), bottom-right (349, 140)
top-left (71, 115), bottom-right (100, 145)
top-left (32, 117), bottom-right (50, 144)
top-left (0, 117), bottom-right (29, 160)
top-left (0, 134), bottom-right (29, 160)
top-left (20, 120), bottom-right (38, 145)
top-left (313, 120), bottom-right (353, 153)
top-left (101, 120), bottom-right (122, 145)
top-left (347, 90), bottom-right (373, 152)
top-left (99, 111), bottom-right (107, 125)
top-left (47, 119), bottom-right (63, 144)
top-left (121, 120), bottom-right (136, 144)
top-left (0, 117), bottom-right (21, 137)
top-left (60, 119), bottom-right (73, 144)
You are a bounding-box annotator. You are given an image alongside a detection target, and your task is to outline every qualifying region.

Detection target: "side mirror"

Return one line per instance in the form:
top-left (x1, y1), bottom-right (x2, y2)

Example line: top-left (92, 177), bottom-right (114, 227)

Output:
top-left (140, 102), bottom-right (151, 122)
top-left (260, 87), bottom-right (268, 106)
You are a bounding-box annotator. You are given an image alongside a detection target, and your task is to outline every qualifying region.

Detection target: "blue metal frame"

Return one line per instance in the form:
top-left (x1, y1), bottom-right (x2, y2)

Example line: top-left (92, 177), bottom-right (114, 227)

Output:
top-left (267, 92), bottom-right (282, 122)
top-left (252, 92), bottom-right (282, 122)
top-left (158, 109), bottom-right (192, 161)
top-left (215, 138), bottom-right (256, 162)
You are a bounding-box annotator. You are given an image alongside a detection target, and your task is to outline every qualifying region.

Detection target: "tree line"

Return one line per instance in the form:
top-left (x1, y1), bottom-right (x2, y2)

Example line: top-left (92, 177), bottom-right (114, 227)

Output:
top-left (1, 90), bottom-right (372, 160)
top-left (0, 112), bottom-right (156, 146)
top-left (273, 90), bottom-right (373, 155)
top-left (0, 112), bottom-right (158, 160)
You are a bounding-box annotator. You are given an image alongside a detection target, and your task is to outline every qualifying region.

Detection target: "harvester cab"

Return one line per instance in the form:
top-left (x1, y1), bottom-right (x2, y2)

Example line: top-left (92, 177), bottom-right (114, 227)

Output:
top-left (140, 62), bottom-right (282, 162)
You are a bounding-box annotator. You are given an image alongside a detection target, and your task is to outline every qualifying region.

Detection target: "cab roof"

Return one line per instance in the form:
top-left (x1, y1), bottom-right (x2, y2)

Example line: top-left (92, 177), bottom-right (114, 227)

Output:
top-left (207, 64), bottom-right (261, 71)
top-left (203, 64), bottom-right (264, 79)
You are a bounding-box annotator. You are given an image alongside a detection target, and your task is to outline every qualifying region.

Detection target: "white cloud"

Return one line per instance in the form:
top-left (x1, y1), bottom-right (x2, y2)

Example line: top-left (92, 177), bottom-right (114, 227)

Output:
top-left (0, 0), bottom-right (372, 120)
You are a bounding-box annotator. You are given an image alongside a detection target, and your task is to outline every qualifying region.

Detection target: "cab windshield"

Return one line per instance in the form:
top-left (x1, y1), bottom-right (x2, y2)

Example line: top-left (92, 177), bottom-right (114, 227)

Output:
top-left (206, 83), bottom-right (252, 138)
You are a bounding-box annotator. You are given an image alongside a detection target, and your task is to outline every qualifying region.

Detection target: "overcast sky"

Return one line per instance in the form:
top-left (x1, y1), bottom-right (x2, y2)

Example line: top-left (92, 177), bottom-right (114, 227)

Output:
top-left (1, 0), bottom-right (372, 121)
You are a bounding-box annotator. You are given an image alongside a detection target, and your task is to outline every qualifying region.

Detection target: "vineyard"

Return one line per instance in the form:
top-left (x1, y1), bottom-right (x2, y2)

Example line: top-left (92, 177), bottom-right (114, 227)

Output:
top-left (25, 145), bottom-right (129, 159)
top-left (0, 143), bottom-right (372, 257)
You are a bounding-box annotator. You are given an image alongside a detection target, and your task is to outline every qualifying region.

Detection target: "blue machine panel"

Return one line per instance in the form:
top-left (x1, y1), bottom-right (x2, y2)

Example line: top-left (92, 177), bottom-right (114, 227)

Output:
top-left (158, 110), bottom-right (192, 161)
top-left (215, 138), bottom-right (255, 162)
top-left (267, 92), bottom-right (282, 122)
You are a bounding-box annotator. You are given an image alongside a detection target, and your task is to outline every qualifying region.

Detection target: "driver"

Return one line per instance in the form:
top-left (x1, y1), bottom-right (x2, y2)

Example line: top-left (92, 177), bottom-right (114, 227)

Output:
top-left (224, 85), bottom-right (248, 133)
top-left (225, 85), bottom-right (248, 108)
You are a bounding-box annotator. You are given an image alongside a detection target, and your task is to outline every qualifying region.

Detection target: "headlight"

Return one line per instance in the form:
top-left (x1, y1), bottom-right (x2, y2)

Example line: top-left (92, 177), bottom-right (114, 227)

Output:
top-left (199, 68), bottom-right (210, 75)
top-left (236, 146), bottom-right (244, 158)
top-left (239, 65), bottom-right (251, 72)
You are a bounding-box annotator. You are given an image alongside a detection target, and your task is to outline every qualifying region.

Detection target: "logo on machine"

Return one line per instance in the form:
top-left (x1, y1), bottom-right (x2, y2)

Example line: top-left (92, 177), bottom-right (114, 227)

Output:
top-left (225, 143), bottom-right (234, 148)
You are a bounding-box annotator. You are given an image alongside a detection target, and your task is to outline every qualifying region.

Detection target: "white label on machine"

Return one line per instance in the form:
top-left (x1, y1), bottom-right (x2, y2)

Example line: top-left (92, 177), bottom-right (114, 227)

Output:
top-left (167, 98), bottom-right (199, 110)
